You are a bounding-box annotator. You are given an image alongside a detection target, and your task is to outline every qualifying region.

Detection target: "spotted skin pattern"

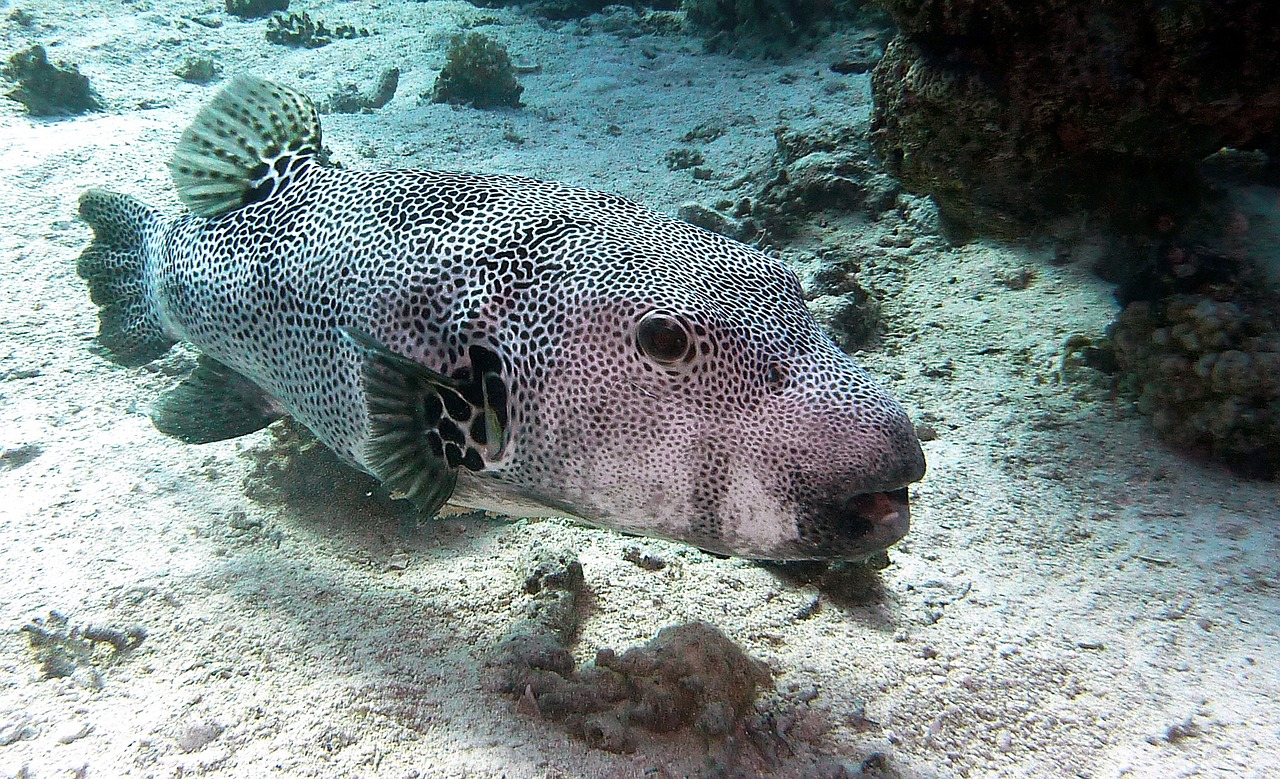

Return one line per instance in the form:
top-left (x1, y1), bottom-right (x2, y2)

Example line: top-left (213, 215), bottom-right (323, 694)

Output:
top-left (81, 82), bottom-right (925, 561)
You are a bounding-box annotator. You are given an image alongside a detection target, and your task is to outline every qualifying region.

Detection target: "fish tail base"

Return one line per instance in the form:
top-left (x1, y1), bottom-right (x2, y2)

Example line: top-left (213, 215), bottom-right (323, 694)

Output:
top-left (76, 189), bottom-right (175, 367)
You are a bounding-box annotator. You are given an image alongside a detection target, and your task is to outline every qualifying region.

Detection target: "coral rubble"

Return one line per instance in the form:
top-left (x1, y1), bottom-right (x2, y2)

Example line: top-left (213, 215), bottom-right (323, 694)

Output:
top-left (2, 45), bottom-right (100, 116)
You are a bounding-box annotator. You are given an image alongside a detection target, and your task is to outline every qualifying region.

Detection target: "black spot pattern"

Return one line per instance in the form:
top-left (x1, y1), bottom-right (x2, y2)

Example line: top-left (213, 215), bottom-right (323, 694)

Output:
top-left (154, 161), bottom-right (925, 559)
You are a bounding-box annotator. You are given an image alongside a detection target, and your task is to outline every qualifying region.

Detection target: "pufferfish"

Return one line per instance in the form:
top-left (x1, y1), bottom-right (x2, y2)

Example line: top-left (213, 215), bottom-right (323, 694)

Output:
top-left (76, 75), bottom-right (925, 561)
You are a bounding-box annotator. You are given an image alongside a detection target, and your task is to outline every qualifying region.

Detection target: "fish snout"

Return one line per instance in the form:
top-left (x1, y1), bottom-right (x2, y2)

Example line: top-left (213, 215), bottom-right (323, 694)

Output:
top-left (789, 415), bottom-right (926, 561)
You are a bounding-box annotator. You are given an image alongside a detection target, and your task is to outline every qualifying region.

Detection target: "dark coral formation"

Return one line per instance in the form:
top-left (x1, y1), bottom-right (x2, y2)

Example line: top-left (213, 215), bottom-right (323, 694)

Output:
top-left (225, 0), bottom-right (288, 19)
top-left (870, 0), bottom-right (1280, 238)
top-left (488, 548), bottom-right (772, 753)
top-left (431, 33), bottom-right (523, 110)
top-left (265, 12), bottom-right (369, 48)
top-left (2, 45), bottom-right (100, 116)
top-left (1108, 253), bottom-right (1280, 479)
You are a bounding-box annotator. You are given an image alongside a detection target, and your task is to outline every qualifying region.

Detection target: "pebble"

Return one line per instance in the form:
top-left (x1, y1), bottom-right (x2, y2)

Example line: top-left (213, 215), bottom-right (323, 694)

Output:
top-left (52, 721), bottom-right (90, 744)
top-left (0, 718), bottom-right (34, 746)
top-left (176, 720), bottom-right (223, 753)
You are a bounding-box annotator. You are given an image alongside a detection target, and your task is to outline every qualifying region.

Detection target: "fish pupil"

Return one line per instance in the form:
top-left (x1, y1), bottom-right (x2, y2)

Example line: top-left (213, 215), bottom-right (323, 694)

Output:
top-left (637, 312), bottom-right (692, 364)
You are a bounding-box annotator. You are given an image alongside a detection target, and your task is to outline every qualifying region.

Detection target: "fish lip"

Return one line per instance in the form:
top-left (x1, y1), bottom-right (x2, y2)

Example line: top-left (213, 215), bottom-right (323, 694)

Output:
top-left (843, 485), bottom-right (912, 551)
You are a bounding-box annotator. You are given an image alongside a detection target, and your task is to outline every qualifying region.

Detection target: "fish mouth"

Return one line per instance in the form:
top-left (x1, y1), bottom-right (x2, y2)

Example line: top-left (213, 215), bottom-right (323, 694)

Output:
top-left (843, 486), bottom-right (912, 552)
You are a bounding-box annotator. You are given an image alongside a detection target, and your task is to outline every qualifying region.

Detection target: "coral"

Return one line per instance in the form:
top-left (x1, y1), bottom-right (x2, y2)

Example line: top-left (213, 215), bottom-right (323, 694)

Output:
top-left (1110, 289), bottom-right (1280, 479)
top-left (487, 547), bottom-right (772, 753)
top-left (492, 622), bottom-right (772, 753)
top-left (265, 12), bottom-right (369, 49)
top-left (174, 56), bottom-right (221, 84)
top-left (225, 0), bottom-right (288, 19)
top-left (324, 67), bottom-right (399, 114)
top-left (21, 610), bottom-right (145, 681)
top-left (870, 1), bottom-right (1280, 238)
top-left (430, 33), bottom-right (523, 110)
top-left (2, 45), bottom-right (101, 116)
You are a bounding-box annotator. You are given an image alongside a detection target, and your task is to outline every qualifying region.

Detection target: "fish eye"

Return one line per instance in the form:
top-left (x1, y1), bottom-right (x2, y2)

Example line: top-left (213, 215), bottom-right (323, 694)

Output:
top-left (636, 310), bottom-right (694, 365)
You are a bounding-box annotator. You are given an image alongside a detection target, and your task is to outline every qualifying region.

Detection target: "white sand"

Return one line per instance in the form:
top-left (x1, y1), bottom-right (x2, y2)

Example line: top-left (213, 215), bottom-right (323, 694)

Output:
top-left (1, 2), bottom-right (1278, 777)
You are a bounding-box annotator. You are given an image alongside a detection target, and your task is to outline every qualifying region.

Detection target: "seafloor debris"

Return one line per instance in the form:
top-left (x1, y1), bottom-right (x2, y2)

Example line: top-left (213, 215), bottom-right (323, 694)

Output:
top-left (487, 547), bottom-right (773, 754)
top-left (324, 67), bottom-right (399, 114)
top-left (174, 56), bottom-right (221, 84)
top-left (225, 0), bottom-right (288, 19)
top-left (21, 610), bottom-right (146, 680)
top-left (430, 33), bottom-right (523, 110)
top-left (265, 12), bottom-right (369, 49)
top-left (2, 45), bottom-right (101, 116)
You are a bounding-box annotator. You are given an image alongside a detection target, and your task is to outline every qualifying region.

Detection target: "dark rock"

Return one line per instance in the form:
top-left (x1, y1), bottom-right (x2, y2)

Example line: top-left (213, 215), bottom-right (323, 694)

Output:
top-left (2, 45), bottom-right (101, 116)
top-left (225, 0), bottom-right (288, 19)
top-left (870, 0), bottom-right (1280, 238)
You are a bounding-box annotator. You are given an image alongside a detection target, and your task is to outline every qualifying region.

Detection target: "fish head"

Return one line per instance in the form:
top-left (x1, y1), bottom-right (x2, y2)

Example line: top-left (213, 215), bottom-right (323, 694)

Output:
top-left (482, 218), bottom-right (926, 562)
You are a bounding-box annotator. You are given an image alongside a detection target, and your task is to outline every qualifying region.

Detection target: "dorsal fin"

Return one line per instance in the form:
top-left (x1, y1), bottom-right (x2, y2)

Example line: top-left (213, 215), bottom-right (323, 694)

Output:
top-left (168, 75), bottom-right (322, 218)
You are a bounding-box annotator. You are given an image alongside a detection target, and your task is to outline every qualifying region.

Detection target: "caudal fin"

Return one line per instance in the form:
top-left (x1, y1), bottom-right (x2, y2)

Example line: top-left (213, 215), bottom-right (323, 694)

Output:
top-left (76, 189), bottom-right (174, 366)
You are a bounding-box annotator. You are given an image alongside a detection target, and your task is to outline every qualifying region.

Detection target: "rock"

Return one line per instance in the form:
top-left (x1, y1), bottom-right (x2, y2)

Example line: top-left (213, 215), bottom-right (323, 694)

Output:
top-left (324, 67), bottom-right (399, 114)
top-left (871, 1), bottom-right (1280, 237)
top-left (2, 45), bottom-right (101, 116)
top-left (52, 721), bottom-right (90, 744)
top-left (176, 720), bottom-right (223, 752)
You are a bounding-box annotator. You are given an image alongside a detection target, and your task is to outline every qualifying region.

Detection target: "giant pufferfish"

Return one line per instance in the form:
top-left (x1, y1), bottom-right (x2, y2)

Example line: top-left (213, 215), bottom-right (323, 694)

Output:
top-left (76, 75), bottom-right (926, 561)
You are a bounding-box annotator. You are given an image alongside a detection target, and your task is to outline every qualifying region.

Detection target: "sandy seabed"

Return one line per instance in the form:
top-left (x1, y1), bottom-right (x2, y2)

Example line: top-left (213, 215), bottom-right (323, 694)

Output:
top-left (1, 2), bottom-right (1278, 777)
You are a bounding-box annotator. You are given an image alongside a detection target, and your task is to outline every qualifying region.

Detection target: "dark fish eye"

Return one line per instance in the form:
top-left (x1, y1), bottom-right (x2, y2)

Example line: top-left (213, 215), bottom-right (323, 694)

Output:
top-left (636, 311), bottom-right (693, 365)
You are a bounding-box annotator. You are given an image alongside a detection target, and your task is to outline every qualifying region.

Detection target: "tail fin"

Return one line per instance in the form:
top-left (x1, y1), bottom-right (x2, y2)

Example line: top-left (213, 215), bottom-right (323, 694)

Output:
top-left (76, 189), bottom-right (175, 367)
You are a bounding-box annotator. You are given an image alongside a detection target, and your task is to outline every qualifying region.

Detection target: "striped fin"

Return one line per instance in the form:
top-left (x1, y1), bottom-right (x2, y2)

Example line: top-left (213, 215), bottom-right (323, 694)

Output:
top-left (168, 75), bottom-right (321, 218)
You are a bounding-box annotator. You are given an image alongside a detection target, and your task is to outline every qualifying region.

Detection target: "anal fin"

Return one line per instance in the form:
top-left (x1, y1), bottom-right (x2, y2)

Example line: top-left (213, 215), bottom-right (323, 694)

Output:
top-left (151, 356), bottom-right (285, 444)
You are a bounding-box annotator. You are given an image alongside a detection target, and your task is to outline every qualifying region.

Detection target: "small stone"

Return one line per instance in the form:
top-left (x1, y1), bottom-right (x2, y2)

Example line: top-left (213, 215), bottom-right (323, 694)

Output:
top-left (71, 667), bottom-right (104, 690)
top-left (0, 718), bottom-right (35, 746)
top-left (52, 721), bottom-right (90, 744)
top-left (176, 720), bottom-right (223, 752)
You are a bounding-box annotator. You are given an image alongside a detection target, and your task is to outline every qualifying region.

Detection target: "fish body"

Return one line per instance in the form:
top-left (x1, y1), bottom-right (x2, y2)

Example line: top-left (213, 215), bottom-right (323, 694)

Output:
top-left (78, 76), bottom-right (925, 560)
